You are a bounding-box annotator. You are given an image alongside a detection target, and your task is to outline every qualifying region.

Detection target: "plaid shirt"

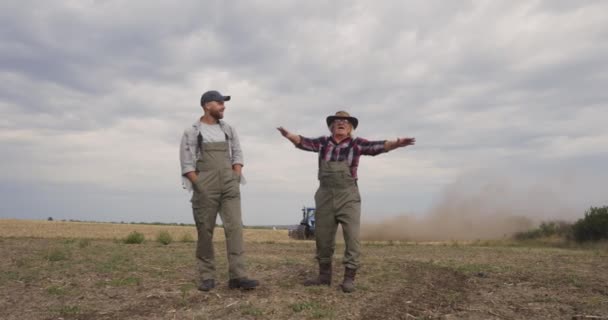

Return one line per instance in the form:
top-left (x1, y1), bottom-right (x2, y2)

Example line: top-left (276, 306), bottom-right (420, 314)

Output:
top-left (297, 136), bottom-right (386, 179)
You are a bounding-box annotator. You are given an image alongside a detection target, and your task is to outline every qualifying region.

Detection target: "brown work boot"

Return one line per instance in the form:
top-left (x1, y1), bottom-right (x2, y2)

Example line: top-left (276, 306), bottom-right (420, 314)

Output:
top-left (303, 262), bottom-right (332, 286)
top-left (340, 267), bottom-right (356, 293)
top-left (198, 279), bottom-right (215, 292)
top-left (228, 277), bottom-right (259, 290)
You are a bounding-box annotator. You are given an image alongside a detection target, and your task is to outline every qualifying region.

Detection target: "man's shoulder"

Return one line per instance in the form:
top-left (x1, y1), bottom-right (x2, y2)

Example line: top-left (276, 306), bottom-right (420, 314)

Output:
top-left (218, 120), bottom-right (234, 129)
top-left (182, 121), bottom-right (202, 138)
top-left (218, 120), bottom-right (238, 136)
top-left (183, 122), bottom-right (197, 132)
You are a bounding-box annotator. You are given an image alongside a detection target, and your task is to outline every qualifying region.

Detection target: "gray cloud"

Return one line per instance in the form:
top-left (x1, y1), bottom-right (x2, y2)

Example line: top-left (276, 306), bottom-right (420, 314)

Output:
top-left (1, 0), bottom-right (607, 227)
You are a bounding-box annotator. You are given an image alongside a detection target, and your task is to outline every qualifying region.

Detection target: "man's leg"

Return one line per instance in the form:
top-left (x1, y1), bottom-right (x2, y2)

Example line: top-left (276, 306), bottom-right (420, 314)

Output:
top-left (220, 171), bottom-right (258, 289)
top-left (337, 190), bottom-right (361, 293)
top-left (219, 188), bottom-right (245, 279)
top-left (338, 199), bottom-right (361, 270)
top-left (304, 187), bottom-right (338, 286)
top-left (193, 206), bottom-right (219, 290)
top-left (192, 171), bottom-right (221, 291)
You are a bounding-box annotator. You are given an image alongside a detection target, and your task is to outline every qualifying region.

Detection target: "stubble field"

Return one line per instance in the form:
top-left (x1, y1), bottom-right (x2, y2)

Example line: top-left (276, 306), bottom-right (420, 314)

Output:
top-left (1, 219), bottom-right (608, 320)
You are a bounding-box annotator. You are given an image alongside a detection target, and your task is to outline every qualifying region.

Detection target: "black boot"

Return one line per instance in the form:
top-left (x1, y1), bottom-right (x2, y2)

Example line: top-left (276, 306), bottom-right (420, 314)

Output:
top-left (228, 277), bottom-right (259, 290)
top-left (304, 262), bottom-right (332, 286)
top-left (340, 267), bottom-right (356, 293)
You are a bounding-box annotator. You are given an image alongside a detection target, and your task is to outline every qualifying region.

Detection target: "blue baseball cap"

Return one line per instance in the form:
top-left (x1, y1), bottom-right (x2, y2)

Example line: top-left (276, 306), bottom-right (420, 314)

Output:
top-left (200, 90), bottom-right (231, 106)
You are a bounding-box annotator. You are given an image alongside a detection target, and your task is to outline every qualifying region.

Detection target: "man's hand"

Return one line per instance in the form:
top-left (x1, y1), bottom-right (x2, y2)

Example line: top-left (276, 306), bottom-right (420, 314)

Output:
top-left (232, 164), bottom-right (243, 176)
top-left (185, 171), bottom-right (198, 184)
top-left (277, 126), bottom-right (290, 137)
top-left (385, 137), bottom-right (415, 151)
top-left (396, 137), bottom-right (416, 147)
top-left (277, 126), bottom-right (301, 145)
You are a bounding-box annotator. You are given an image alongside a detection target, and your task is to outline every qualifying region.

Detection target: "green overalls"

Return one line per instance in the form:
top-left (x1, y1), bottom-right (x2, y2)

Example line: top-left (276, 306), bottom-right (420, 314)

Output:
top-left (314, 156), bottom-right (361, 270)
top-left (191, 141), bottom-right (245, 281)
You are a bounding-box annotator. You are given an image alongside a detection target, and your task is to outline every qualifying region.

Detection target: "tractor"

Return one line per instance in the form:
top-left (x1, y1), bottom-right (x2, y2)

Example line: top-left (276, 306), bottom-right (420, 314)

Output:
top-left (288, 206), bottom-right (316, 240)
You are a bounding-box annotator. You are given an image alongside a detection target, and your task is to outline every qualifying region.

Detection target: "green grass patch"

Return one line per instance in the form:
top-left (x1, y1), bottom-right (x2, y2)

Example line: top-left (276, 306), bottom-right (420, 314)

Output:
top-left (2, 268), bottom-right (39, 285)
top-left (78, 238), bottom-right (92, 248)
top-left (179, 282), bottom-right (196, 296)
top-left (356, 283), bottom-right (371, 291)
top-left (14, 257), bottom-right (31, 268)
top-left (62, 239), bottom-right (77, 245)
top-left (312, 308), bottom-right (335, 319)
top-left (281, 257), bottom-right (301, 266)
top-left (46, 248), bottom-right (69, 262)
top-left (46, 285), bottom-right (67, 295)
top-left (52, 305), bottom-right (81, 316)
top-left (243, 225), bottom-right (273, 230)
top-left (101, 276), bottom-right (141, 287)
top-left (290, 301), bottom-right (321, 312)
top-left (303, 285), bottom-right (331, 294)
top-left (363, 241), bottom-right (404, 247)
top-left (449, 263), bottom-right (507, 275)
top-left (95, 252), bottom-right (132, 273)
top-left (289, 301), bottom-right (334, 318)
top-left (240, 304), bottom-right (264, 316)
top-left (0, 271), bottom-right (20, 284)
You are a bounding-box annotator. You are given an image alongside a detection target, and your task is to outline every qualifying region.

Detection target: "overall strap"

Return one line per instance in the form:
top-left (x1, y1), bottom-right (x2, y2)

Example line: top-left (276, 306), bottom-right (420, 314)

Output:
top-left (218, 121), bottom-right (231, 142)
top-left (197, 129), bottom-right (230, 156)
top-left (197, 132), bottom-right (203, 156)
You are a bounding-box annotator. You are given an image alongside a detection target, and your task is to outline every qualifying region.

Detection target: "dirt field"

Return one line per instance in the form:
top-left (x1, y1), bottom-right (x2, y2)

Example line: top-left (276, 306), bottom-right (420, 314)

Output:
top-left (1, 220), bottom-right (608, 319)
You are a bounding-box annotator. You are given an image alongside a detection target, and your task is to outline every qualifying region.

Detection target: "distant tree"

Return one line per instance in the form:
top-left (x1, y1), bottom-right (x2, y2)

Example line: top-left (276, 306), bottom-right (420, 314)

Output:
top-left (47, 217), bottom-right (53, 221)
top-left (573, 206), bottom-right (608, 242)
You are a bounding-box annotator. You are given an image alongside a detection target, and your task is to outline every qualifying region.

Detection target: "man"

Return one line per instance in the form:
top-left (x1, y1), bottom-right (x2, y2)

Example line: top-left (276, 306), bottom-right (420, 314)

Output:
top-left (277, 111), bottom-right (415, 293)
top-left (180, 90), bottom-right (259, 291)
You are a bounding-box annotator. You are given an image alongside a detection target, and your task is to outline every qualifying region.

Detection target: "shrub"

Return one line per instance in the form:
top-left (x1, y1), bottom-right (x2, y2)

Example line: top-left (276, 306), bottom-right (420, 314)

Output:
top-left (573, 206), bottom-right (608, 242)
top-left (180, 233), bottom-right (195, 243)
top-left (513, 220), bottom-right (573, 240)
top-left (124, 231), bottom-right (145, 244)
top-left (156, 230), bottom-right (173, 245)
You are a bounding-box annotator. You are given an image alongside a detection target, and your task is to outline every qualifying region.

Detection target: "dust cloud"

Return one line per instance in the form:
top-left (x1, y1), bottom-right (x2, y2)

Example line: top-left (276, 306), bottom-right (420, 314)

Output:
top-left (361, 174), bottom-right (580, 241)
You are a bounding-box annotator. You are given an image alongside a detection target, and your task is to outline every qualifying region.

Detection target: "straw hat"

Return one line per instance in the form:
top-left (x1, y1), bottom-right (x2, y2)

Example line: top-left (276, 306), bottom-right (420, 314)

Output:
top-left (326, 111), bottom-right (359, 129)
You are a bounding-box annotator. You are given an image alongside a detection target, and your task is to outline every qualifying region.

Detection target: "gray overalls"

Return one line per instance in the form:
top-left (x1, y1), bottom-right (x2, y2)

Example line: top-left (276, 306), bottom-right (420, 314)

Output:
top-left (191, 139), bottom-right (245, 280)
top-left (314, 144), bottom-right (362, 270)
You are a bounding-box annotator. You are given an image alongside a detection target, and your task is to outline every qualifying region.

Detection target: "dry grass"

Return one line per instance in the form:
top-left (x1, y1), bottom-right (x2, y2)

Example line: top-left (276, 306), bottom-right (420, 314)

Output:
top-left (0, 219), bottom-right (288, 242)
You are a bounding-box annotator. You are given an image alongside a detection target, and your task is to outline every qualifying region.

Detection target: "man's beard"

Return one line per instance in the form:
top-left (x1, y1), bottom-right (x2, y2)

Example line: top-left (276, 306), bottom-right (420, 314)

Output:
top-left (210, 109), bottom-right (224, 120)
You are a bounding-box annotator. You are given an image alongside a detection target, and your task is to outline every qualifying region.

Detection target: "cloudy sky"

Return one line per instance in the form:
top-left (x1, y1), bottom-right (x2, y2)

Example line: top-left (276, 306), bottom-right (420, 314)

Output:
top-left (1, 0), bottom-right (606, 226)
